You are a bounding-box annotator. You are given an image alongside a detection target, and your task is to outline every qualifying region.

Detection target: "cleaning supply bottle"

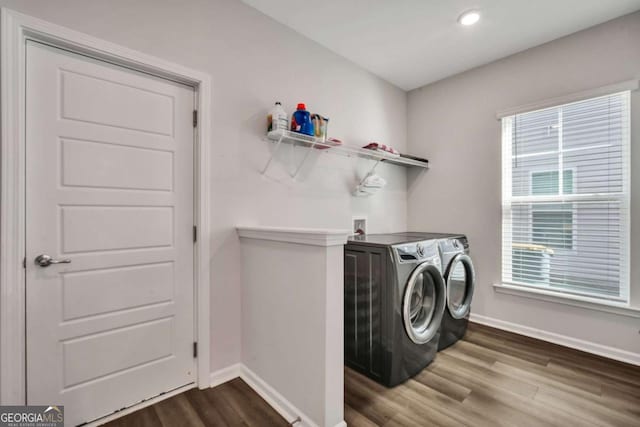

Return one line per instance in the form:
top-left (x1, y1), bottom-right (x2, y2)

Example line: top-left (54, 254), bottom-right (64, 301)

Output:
top-left (290, 103), bottom-right (315, 136)
top-left (267, 102), bottom-right (288, 133)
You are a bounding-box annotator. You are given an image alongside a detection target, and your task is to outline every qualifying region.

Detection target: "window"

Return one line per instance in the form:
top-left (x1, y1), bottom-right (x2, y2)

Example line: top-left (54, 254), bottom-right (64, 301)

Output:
top-left (502, 92), bottom-right (630, 302)
top-left (531, 170), bottom-right (574, 196)
top-left (530, 170), bottom-right (575, 250)
top-left (532, 209), bottom-right (573, 249)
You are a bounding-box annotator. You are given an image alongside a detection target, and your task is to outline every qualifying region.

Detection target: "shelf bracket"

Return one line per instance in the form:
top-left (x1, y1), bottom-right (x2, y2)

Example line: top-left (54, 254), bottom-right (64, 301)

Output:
top-left (358, 158), bottom-right (382, 186)
top-left (290, 138), bottom-right (318, 179)
top-left (261, 133), bottom-right (286, 175)
top-left (353, 158), bottom-right (383, 196)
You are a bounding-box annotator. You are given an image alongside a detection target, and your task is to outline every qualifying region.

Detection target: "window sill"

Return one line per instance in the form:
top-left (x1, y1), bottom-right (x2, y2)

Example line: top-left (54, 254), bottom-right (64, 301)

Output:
top-left (493, 283), bottom-right (640, 318)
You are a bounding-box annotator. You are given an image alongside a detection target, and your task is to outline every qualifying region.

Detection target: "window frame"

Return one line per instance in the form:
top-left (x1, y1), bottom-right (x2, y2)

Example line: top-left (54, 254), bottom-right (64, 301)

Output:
top-left (501, 91), bottom-right (631, 304)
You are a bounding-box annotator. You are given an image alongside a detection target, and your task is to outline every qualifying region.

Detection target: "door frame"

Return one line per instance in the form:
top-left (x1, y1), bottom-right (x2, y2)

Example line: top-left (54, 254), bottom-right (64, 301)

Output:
top-left (1, 8), bottom-right (212, 404)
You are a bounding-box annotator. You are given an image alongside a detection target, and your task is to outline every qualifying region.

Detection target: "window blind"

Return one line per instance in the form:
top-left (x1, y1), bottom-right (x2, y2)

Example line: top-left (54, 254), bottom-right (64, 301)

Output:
top-left (501, 91), bottom-right (630, 302)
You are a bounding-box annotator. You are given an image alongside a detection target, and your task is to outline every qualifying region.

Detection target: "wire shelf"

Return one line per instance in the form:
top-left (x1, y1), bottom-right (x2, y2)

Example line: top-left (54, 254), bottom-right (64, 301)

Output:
top-left (263, 130), bottom-right (429, 176)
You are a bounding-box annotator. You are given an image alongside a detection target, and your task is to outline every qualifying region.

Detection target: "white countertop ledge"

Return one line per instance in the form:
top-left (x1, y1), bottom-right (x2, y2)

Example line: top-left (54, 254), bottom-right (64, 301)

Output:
top-left (236, 226), bottom-right (350, 247)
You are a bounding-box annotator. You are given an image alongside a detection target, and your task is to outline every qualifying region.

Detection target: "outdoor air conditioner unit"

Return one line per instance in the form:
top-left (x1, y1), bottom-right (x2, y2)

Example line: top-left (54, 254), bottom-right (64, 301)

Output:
top-left (511, 244), bottom-right (554, 286)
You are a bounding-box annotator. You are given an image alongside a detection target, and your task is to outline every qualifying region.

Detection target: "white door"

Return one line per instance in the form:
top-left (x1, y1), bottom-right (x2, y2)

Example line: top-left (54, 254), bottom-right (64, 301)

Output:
top-left (25, 41), bottom-right (195, 426)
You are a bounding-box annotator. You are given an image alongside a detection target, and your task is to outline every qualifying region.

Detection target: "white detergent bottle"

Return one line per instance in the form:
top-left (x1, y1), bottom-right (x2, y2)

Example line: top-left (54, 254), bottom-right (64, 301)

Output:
top-left (267, 102), bottom-right (288, 134)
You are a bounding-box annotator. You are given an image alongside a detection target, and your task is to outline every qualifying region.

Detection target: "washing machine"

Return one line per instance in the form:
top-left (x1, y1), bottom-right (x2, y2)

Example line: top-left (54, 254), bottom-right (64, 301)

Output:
top-left (437, 236), bottom-right (475, 350)
top-left (344, 233), bottom-right (454, 387)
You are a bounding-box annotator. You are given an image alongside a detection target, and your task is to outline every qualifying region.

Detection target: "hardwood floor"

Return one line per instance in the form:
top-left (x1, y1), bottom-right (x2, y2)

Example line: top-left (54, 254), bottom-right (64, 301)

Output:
top-left (101, 378), bottom-right (289, 427)
top-left (345, 322), bottom-right (640, 427)
top-left (104, 322), bottom-right (640, 427)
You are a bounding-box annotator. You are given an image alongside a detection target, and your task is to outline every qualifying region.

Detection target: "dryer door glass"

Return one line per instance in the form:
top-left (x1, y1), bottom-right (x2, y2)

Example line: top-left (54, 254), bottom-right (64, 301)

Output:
top-left (446, 254), bottom-right (475, 319)
top-left (403, 262), bottom-right (446, 344)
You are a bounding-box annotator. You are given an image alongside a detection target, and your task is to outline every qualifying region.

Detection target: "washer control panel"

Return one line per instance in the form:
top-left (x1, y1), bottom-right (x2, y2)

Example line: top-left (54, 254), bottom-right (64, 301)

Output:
top-left (395, 240), bottom-right (440, 264)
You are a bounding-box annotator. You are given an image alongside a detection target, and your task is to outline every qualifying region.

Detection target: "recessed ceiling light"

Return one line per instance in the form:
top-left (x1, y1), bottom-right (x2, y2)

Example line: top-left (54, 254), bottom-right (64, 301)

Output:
top-left (458, 10), bottom-right (480, 26)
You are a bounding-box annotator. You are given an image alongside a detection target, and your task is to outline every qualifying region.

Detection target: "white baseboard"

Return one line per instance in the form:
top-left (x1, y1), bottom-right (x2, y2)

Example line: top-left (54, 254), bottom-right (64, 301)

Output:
top-left (469, 313), bottom-right (640, 366)
top-left (209, 363), bottom-right (242, 388)
top-left (239, 365), bottom-right (318, 427)
top-left (93, 361), bottom-right (341, 427)
top-left (209, 364), bottom-right (345, 427)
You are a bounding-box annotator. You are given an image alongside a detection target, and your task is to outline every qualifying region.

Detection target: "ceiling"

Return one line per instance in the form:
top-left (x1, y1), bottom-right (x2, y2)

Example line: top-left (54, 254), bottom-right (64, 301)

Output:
top-left (242, 0), bottom-right (640, 91)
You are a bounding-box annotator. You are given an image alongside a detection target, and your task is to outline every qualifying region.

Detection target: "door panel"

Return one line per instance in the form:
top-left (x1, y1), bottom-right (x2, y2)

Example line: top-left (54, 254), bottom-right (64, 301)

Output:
top-left (61, 138), bottom-right (174, 191)
top-left (61, 206), bottom-right (173, 252)
top-left (62, 318), bottom-right (173, 388)
top-left (62, 262), bottom-right (174, 320)
top-left (60, 69), bottom-right (175, 135)
top-left (25, 41), bottom-right (195, 426)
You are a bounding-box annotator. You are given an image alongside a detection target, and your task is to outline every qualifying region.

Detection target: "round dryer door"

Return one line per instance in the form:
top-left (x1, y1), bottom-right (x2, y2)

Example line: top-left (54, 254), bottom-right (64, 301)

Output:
top-left (402, 262), bottom-right (446, 345)
top-left (445, 254), bottom-right (475, 319)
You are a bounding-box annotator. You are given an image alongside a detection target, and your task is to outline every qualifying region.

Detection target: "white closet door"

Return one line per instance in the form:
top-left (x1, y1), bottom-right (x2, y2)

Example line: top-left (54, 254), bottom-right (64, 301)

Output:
top-left (25, 41), bottom-right (195, 426)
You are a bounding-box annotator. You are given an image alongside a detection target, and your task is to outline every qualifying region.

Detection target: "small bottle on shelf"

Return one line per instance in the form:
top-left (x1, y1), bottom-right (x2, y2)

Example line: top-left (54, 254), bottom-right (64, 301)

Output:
top-left (267, 102), bottom-right (288, 134)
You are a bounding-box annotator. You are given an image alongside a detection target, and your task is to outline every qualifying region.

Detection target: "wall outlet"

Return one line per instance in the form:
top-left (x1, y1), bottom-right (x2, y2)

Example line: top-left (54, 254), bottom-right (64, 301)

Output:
top-left (353, 217), bottom-right (367, 235)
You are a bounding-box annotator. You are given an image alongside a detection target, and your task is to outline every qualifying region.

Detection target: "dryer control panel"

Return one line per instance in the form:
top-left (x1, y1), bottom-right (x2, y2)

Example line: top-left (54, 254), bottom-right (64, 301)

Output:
top-left (439, 237), bottom-right (469, 255)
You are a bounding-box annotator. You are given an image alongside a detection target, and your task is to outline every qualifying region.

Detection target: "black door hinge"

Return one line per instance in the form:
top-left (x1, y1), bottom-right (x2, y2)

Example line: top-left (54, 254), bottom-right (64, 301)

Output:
top-left (193, 225), bottom-right (197, 243)
top-left (23, 257), bottom-right (26, 269)
top-left (193, 342), bottom-right (198, 358)
top-left (193, 110), bottom-right (198, 127)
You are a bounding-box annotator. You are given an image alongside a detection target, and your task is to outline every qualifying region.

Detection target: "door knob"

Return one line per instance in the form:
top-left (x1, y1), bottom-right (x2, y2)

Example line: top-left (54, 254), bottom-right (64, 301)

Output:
top-left (34, 254), bottom-right (71, 267)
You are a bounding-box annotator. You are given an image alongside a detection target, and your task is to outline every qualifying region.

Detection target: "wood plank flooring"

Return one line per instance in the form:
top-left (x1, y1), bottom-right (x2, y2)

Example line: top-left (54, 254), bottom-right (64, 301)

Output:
top-left (101, 378), bottom-right (289, 427)
top-left (103, 322), bottom-right (640, 426)
top-left (345, 322), bottom-right (640, 427)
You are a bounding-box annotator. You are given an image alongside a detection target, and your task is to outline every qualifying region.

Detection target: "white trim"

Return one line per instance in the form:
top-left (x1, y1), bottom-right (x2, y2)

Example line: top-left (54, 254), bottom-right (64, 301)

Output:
top-left (209, 363), bottom-right (243, 388)
top-left (240, 365), bottom-right (319, 427)
top-left (496, 79), bottom-right (639, 118)
top-left (621, 90), bottom-right (632, 308)
top-left (209, 364), bottom-right (347, 427)
top-left (0, 8), bottom-right (212, 404)
top-left (493, 283), bottom-right (640, 318)
top-left (470, 313), bottom-right (640, 366)
top-left (501, 116), bottom-right (514, 284)
top-left (0, 7), bottom-right (27, 405)
top-left (501, 91), bottom-right (631, 306)
top-left (91, 383), bottom-right (196, 426)
top-left (237, 226), bottom-right (349, 247)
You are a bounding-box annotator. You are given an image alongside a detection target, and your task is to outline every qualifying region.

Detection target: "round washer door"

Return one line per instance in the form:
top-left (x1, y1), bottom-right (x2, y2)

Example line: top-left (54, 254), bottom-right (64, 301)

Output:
top-left (445, 254), bottom-right (475, 319)
top-left (402, 262), bottom-right (446, 344)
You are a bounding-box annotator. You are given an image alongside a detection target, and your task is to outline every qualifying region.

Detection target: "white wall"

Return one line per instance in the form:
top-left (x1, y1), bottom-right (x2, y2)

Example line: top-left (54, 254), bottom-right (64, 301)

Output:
top-left (0, 0), bottom-right (408, 372)
top-left (238, 230), bottom-right (345, 427)
top-left (408, 12), bottom-right (640, 359)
